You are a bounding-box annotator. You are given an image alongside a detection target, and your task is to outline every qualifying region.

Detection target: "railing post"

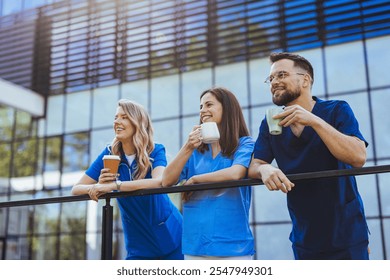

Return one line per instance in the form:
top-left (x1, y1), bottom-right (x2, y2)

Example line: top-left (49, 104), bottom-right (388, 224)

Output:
top-left (101, 197), bottom-right (113, 260)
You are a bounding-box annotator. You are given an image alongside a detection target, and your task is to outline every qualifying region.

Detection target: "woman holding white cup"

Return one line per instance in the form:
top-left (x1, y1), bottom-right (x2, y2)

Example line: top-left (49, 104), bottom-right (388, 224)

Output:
top-left (162, 87), bottom-right (255, 260)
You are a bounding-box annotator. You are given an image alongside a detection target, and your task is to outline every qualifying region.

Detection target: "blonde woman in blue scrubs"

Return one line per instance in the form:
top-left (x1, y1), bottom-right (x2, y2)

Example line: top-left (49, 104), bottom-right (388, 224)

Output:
top-left (162, 87), bottom-right (255, 260)
top-left (72, 99), bottom-right (183, 260)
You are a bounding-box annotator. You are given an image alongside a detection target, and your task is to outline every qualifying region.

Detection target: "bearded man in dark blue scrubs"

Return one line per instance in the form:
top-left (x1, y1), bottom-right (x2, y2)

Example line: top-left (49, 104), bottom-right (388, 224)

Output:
top-left (248, 52), bottom-right (369, 260)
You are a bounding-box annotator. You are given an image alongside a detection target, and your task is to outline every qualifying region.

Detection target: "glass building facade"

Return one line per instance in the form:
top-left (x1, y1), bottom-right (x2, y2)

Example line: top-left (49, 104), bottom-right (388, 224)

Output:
top-left (0, 0), bottom-right (390, 260)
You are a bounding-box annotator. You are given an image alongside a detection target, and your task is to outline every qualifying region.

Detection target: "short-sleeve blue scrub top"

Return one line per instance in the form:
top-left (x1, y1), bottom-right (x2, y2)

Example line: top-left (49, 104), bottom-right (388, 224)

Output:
top-left (253, 97), bottom-right (369, 252)
top-left (179, 136), bottom-right (255, 257)
top-left (86, 143), bottom-right (183, 259)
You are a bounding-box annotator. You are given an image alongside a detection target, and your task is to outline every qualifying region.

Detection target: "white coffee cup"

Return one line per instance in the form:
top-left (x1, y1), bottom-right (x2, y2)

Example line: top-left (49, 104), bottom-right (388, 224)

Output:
top-left (266, 107), bottom-right (284, 135)
top-left (201, 122), bottom-right (220, 143)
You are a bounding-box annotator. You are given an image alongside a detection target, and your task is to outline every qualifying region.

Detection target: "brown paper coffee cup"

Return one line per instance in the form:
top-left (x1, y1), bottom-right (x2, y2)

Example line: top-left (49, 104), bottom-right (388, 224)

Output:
top-left (103, 155), bottom-right (121, 175)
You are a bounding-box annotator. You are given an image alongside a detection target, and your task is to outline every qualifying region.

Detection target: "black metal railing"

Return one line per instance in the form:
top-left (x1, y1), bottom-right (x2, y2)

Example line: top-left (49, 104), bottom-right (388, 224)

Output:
top-left (1, 164), bottom-right (390, 260)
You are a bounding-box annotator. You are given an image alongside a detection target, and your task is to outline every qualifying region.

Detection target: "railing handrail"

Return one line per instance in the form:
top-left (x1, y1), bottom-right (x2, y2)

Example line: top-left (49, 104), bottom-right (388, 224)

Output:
top-left (1, 164), bottom-right (390, 209)
top-left (2, 164), bottom-right (390, 260)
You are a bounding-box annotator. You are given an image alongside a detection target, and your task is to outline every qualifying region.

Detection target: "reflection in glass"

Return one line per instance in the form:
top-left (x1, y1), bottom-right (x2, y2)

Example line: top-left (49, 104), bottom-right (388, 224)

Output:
top-left (63, 132), bottom-right (89, 173)
top-left (2, 0), bottom-right (22, 16)
top-left (31, 235), bottom-right (57, 260)
top-left (325, 41), bottom-right (367, 94)
top-left (366, 36), bottom-right (390, 88)
top-left (6, 237), bottom-right (29, 260)
top-left (150, 74), bottom-right (179, 119)
top-left (33, 203), bottom-right (60, 235)
top-left (92, 85), bottom-right (119, 129)
top-left (65, 91), bottom-right (91, 133)
top-left (153, 119), bottom-right (180, 163)
top-left (379, 169), bottom-right (390, 216)
top-left (44, 137), bottom-right (61, 172)
top-left (215, 62), bottom-right (249, 107)
top-left (0, 208), bottom-right (6, 235)
top-left (385, 218), bottom-right (390, 260)
top-left (356, 174), bottom-right (379, 217)
top-left (61, 201), bottom-right (86, 234)
top-left (86, 232), bottom-right (102, 260)
top-left (0, 105), bottom-right (14, 141)
top-left (8, 206), bottom-right (30, 235)
top-left (182, 68), bottom-right (213, 116)
top-left (46, 95), bottom-right (64, 136)
top-left (121, 80), bottom-right (149, 110)
top-left (12, 139), bottom-right (37, 178)
top-left (338, 92), bottom-right (374, 161)
top-left (90, 128), bottom-right (113, 161)
top-left (371, 89), bottom-right (390, 159)
top-left (365, 219), bottom-right (384, 260)
top-left (59, 234), bottom-right (86, 260)
top-left (43, 137), bottom-right (62, 188)
top-left (255, 224), bottom-right (294, 260)
top-left (0, 143), bottom-right (11, 178)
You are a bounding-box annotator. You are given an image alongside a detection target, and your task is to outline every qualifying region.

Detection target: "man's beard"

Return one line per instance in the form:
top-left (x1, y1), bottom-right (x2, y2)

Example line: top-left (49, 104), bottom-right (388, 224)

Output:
top-left (272, 88), bottom-right (301, 106)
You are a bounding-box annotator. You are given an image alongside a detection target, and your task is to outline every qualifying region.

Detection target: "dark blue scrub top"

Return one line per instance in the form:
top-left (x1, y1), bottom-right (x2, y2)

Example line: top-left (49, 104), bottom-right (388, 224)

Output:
top-left (253, 97), bottom-right (369, 251)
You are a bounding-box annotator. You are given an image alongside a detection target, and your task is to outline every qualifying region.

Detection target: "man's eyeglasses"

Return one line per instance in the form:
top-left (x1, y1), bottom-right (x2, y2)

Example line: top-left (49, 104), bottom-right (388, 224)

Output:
top-left (264, 71), bottom-right (306, 85)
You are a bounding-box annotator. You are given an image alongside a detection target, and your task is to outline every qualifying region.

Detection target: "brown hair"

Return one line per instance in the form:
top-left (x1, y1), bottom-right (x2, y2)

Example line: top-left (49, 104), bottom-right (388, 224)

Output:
top-left (269, 52), bottom-right (314, 86)
top-left (183, 87), bottom-right (250, 201)
top-left (198, 87), bottom-right (249, 157)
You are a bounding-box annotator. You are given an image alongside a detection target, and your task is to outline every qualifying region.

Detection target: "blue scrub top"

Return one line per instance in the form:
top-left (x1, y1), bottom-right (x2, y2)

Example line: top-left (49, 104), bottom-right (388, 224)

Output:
top-left (86, 143), bottom-right (182, 258)
top-left (253, 97), bottom-right (369, 251)
top-left (179, 136), bottom-right (255, 256)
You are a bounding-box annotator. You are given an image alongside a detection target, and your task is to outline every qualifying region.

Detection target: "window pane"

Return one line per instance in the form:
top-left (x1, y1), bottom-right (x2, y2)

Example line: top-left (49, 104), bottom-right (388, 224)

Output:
top-left (356, 173), bottom-right (379, 217)
top-left (366, 219), bottom-right (384, 260)
top-left (6, 237), bottom-right (29, 260)
top-left (379, 160), bottom-right (390, 216)
top-left (2, 0), bottom-right (22, 16)
top-left (366, 36), bottom-right (390, 88)
top-left (325, 41), bottom-right (367, 94)
top-left (182, 68), bottom-right (213, 116)
top-left (0, 208), bottom-right (6, 235)
top-left (90, 128), bottom-right (112, 161)
top-left (338, 92), bottom-right (374, 161)
top-left (153, 119), bottom-right (179, 163)
top-left (121, 79), bottom-right (149, 110)
top-left (151, 74), bottom-right (179, 119)
top-left (59, 234), bottom-right (85, 259)
top-left (46, 95), bottom-right (64, 136)
top-left (65, 91), bottom-right (91, 133)
top-left (385, 218), bottom-right (390, 259)
top-left (8, 206), bottom-right (30, 235)
top-left (255, 224), bottom-right (294, 260)
top-left (62, 132), bottom-right (89, 174)
top-left (0, 143), bottom-right (11, 178)
top-left (60, 201), bottom-right (86, 233)
top-left (253, 184), bottom-right (290, 223)
top-left (92, 85), bottom-right (119, 129)
top-left (12, 139), bottom-right (37, 178)
top-left (249, 58), bottom-right (274, 107)
top-left (215, 61), bottom-right (249, 107)
top-left (14, 109), bottom-right (33, 139)
top-left (0, 105), bottom-right (14, 141)
top-left (371, 89), bottom-right (390, 159)
top-left (33, 198), bottom-right (60, 235)
top-left (31, 236), bottom-right (57, 260)
top-left (44, 137), bottom-right (62, 188)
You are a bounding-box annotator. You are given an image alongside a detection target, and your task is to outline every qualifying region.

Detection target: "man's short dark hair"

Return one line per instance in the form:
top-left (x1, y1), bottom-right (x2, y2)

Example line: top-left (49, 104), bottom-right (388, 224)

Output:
top-left (269, 52), bottom-right (314, 85)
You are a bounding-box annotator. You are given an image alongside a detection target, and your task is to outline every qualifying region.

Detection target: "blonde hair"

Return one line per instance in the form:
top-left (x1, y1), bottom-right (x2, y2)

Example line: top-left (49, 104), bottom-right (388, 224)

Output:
top-left (110, 99), bottom-right (154, 180)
